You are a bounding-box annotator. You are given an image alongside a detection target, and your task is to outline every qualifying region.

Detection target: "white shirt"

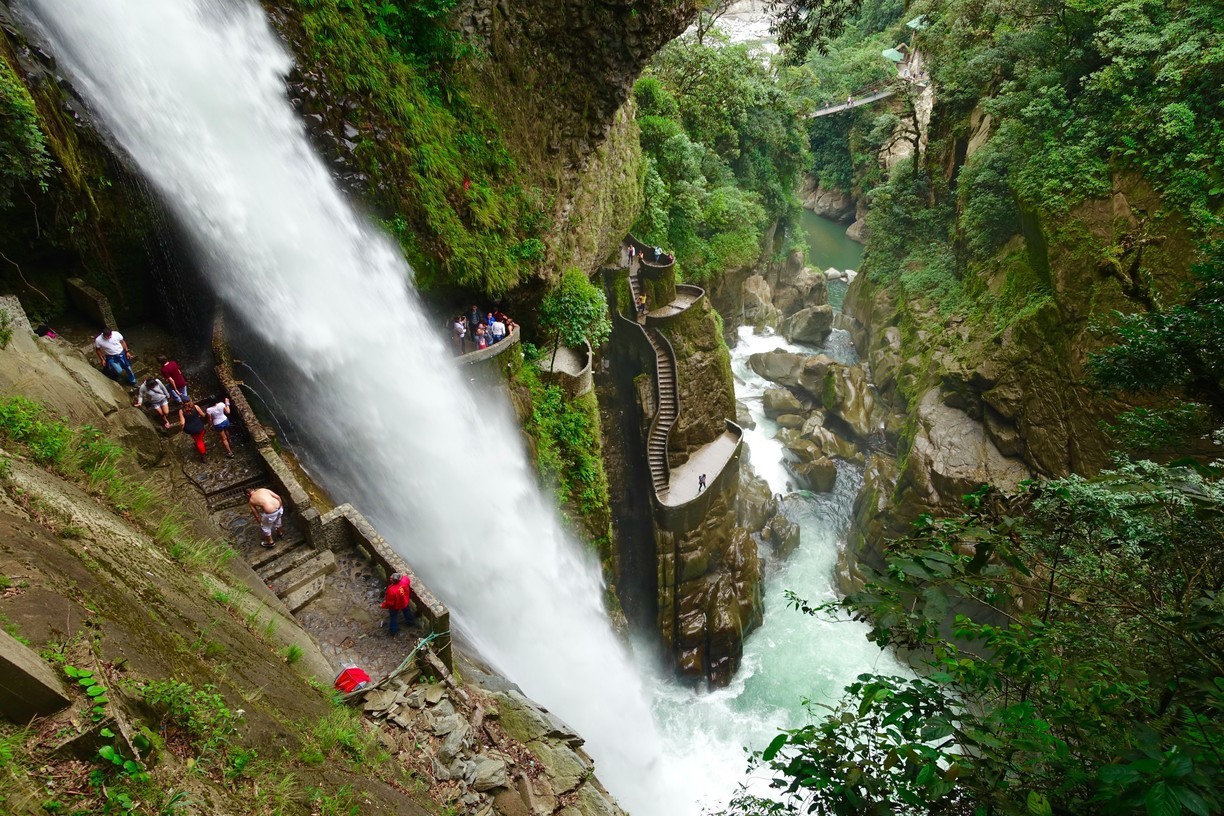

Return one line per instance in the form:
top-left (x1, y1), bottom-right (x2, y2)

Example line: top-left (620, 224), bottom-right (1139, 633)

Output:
top-left (206, 402), bottom-right (229, 426)
top-left (491, 320), bottom-right (506, 337)
top-left (94, 331), bottom-right (126, 356)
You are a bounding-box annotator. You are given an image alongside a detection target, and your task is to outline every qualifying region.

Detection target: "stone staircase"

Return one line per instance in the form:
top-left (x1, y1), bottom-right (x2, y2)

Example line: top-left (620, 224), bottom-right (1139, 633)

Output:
top-left (207, 478), bottom-right (335, 613)
top-left (629, 263), bottom-right (680, 498)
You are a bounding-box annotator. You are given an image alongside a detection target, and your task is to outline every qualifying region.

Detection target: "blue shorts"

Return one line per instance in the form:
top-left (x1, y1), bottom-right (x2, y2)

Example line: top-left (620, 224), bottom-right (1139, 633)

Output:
top-left (213, 419), bottom-right (231, 431)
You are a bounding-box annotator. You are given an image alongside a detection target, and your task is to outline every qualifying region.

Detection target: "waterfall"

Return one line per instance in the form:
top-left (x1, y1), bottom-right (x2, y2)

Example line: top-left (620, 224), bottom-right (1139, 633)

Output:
top-left (18, 0), bottom-right (675, 811)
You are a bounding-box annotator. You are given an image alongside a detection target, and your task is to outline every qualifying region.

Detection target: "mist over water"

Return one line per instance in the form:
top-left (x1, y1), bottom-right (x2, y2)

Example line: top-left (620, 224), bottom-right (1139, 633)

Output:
top-left (19, 0), bottom-right (674, 810)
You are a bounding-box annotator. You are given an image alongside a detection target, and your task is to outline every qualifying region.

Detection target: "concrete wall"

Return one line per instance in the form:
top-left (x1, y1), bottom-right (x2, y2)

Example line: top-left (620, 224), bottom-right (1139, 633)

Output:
top-left (312, 504), bottom-right (452, 668)
top-left (211, 312), bottom-right (453, 669)
top-left (65, 278), bottom-right (117, 330)
top-left (539, 340), bottom-right (594, 398)
top-left (458, 324), bottom-right (522, 389)
top-left (654, 420), bottom-right (744, 533)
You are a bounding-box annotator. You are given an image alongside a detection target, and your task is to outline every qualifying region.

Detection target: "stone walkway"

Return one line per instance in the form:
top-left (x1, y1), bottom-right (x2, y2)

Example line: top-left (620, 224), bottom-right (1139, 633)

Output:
top-left (646, 290), bottom-right (699, 319)
top-left (538, 344), bottom-right (585, 377)
top-left (662, 429), bottom-right (740, 505)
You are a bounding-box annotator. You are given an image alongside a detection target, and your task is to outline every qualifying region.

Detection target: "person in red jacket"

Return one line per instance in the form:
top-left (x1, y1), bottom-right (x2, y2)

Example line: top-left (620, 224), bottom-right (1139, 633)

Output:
top-left (380, 572), bottom-right (417, 635)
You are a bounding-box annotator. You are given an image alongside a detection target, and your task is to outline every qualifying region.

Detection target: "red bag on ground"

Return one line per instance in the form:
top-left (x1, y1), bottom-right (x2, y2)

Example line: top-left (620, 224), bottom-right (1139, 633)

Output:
top-left (334, 666), bottom-right (371, 694)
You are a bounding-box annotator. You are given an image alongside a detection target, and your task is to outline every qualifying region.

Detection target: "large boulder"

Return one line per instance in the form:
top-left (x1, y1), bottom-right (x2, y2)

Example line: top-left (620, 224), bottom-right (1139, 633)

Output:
top-left (777, 427), bottom-right (822, 463)
top-left (822, 363), bottom-right (878, 441)
top-left (788, 456), bottom-right (838, 492)
top-left (796, 354), bottom-right (835, 399)
top-left (906, 388), bottom-right (1031, 504)
top-left (773, 266), bottom-right (828, 318)
top-left (762, 387), bottom-right (804, 419)
top-left (800, 175), bottom-right (856, 222)
top-left (782, 305), bottom-right (835, 345)
top-left (846, 216), bottom-right (869, 244)
top-left (742, 274), bottom-right (781, 329)
top-left (748, 350), bottom-right (804, 387)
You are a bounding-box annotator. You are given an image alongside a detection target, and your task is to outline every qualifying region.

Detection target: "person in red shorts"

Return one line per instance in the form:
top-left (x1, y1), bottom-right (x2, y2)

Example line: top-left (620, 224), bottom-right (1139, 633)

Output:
top-left (181, 400), bottom-right (209, 461)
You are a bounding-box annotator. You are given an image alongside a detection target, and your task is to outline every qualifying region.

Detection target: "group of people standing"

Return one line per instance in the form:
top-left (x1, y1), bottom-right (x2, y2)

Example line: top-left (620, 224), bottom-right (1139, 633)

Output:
top-left (449, 304), bottom-right (516, 355)
top-left (96, 327), bottom-right (236, 461)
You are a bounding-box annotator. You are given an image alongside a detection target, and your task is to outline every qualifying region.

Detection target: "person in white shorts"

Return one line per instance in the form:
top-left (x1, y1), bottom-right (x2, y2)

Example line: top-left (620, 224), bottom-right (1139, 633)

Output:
top-left (246, 487), bottom-right (284, 548)
top-left (205, 398), bottom-right (234, 458)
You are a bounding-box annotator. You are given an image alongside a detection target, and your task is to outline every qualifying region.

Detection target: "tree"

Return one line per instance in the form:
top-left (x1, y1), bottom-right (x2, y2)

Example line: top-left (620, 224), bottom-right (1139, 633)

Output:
top-left (537, 268), bottom-right (612, 367)
top-left (727, 467), bottom-right (1224, 815)
top-left (694, 0), bottom-right (735, 46)
top-left (768, 0), bottom-right (864, 64)
top-left (1091, 244), bottom-right (1224, 433)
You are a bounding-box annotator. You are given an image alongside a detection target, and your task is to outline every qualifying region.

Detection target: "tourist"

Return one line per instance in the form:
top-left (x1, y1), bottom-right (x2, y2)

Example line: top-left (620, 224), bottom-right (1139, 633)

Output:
top-left (698, 473), bottom-right (707, 492)
top-left (636, 294), bottom-right (648, 315)
top-left (653, 246), bottom-right (663, 261)
top-left (380, 571), bottom-right (417, 635)
top-left (181, 400), bottom-right (209, 461)
top-left (628, 244), bottom-right (636, 263)
top-left (476, 324), bottom-right (489, 350)
top-left (490, 314), bottom-right (507, 344)
top-left (93, 327), bottom-right (137, 386)
top-left (158, 356), bottom-right (189, 404)
top-left (493, 308), bottom-right (516, 337)
top-left (246, 487), bottom-right (284, 548)
top-left (133, 377), bottom-right (176, 430)
top-left (451, 315), bottom-right (467, 355)
top-left (206, 397), bottom-right (235, 459)
top-left (467, 304), bottom-right (482, 338)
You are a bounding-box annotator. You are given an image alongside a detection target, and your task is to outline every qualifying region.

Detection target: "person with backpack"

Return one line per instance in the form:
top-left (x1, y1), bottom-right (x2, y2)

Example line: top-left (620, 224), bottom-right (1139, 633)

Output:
top-left (380, 572), bottom-right (417, 635)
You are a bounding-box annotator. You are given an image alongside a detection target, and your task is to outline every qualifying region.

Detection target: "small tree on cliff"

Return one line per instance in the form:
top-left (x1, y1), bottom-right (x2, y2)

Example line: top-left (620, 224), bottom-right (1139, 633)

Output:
top-left (538, 268), bottom-right (612, 368)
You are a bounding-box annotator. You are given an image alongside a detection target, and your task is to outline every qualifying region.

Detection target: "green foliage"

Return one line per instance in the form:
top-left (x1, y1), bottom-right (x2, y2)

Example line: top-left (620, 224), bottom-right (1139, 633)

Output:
top-left (0, 57), bottom-right (52, 209)
top-left (863, 162), bottom-right (964, 313)
top-left (733, 462), bottom-right (1224, 815)
top-left (771, 0), bottom-right (866, 64)
top-left (537, 267), bottom-right (612, 360)
top-left (291, 0), bottom-right (547, 296)
top-left (924, 0), bottom-right (1224, 231)
top-left (633, 36), bottom-right (810, 281)
top-left (516, 364), bottom-right (612, 543)
top-left (300, 707), bottom-right (383, 767)
top-left (63, 665), bottom-right (110, 722)
top-left (0, 308), bottom-right (12, 350)
top-left (140, 680), bottom-right (238, 760)
top-left (1091, 245), bottom-right (1224, 420)
top-left (281, 644), bottom-right (304, 665)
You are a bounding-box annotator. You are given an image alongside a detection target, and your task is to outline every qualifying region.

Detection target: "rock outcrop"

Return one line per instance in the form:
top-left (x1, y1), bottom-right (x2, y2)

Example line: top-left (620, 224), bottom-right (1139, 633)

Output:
top-left (799, 174), bottom-right (856, 222)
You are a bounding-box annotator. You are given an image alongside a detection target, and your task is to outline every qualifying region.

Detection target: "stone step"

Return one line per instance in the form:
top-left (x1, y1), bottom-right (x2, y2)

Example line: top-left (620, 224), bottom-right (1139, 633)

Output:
top-left (257, 545), bottom-right (318, 582)
top-left (248, 533), bottom-right (309, 569)
top-left (280, 574), bottom-right (328, 613)
top-left (269, 550), bottom-right (336, 598)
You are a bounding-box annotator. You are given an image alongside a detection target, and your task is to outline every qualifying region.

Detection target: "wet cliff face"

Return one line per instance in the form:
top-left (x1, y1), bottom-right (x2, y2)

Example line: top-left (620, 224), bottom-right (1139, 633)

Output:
top-left (456, 0), bottom-right (701, 165)
top-left (841, 174), bottom-right (1202, 589)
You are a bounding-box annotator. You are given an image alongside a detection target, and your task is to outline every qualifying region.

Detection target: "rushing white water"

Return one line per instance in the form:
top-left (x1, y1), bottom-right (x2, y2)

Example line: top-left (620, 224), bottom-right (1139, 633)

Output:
top-left (645, 322), bottom-right (905, 807)
top-left (18, 0), bottom-right (675, 811)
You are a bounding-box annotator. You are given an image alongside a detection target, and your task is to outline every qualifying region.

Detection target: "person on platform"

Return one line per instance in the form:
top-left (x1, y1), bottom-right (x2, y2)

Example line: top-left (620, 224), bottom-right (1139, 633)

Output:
top-left (451, 315), bottom-right (467, 355)
top-left (181, 400), bottom-right (209, 461)
top-left (380, 572), bottom-right (417, 635)
top-left (94, 327), bottom-right (137, 385)
top-left (133, 377), bottom-right (177, 430)
top-left (206, 397), bottom-right (235, 459)
top-left (246, 487), bottom-right (284, 548)
top-left (158, 356), bottom-right (189, 404)
top-left (490, 315), bottom-right (507, 344)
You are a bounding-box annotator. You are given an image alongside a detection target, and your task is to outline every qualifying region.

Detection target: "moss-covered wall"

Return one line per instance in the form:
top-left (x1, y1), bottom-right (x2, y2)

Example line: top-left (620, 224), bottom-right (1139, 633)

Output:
top-left (0, 28), bottom-right (178, 328)
top-left (657, 297), bottom-right (736, 464)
